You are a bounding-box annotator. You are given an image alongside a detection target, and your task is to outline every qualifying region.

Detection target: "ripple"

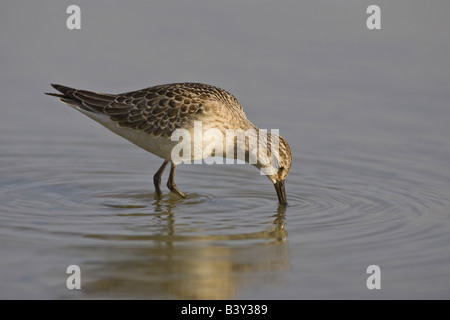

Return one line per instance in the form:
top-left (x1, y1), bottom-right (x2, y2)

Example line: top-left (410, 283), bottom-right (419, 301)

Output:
top-left (277, 156), bottom-right (450, 263)
top-left (2, 137), bottom-right (450, 276)
top-left (100, 191), bottom-right (218, 209)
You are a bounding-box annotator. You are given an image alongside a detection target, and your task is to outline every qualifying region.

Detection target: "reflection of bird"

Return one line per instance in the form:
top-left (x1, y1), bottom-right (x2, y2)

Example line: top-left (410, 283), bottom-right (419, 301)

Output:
top-left (80, 203), bottom-right (289, 299)
top-left (46, 83), bottom-right (292, 204)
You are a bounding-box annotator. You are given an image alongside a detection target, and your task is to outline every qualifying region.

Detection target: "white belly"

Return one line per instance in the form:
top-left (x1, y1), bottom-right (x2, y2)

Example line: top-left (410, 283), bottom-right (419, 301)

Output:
top-left (81, 111), bottom-right (177, 160)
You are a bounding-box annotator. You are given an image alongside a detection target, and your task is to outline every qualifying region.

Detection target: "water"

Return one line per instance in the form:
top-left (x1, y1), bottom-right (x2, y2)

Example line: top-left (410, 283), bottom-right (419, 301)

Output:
top-left (1, 0), bottom-right (450, 299)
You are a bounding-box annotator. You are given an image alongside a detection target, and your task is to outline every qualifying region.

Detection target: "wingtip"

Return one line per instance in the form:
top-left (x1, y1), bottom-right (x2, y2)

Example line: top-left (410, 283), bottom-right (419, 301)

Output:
top-left (48, 83), bottom-right (78, 97)
top-left (45, 92), bottom-right (64, 97)
top-left (46, 83), bottom-right (67, 97)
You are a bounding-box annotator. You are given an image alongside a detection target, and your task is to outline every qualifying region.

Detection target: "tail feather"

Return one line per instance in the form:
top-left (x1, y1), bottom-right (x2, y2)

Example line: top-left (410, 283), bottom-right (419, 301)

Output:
top-left (50, 84), bottom-right (78, 98)
top-left (74, 89), bottom-right (116, 102)
top-left (73, 90), bottom-right (115, 108)
top-left (45, 92), bottom-right (65, 98)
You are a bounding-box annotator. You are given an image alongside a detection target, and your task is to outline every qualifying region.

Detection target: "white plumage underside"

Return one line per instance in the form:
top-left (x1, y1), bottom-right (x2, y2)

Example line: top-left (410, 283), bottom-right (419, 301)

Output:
top-left (67, 102), bottom-right (178, 160)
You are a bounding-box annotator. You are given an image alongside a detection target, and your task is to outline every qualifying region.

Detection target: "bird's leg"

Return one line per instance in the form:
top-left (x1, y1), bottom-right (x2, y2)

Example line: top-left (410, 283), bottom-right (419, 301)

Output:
top-left (167, 162), bottom-right (186, 198)
top-left (153, 160), bottom-right (169, 196)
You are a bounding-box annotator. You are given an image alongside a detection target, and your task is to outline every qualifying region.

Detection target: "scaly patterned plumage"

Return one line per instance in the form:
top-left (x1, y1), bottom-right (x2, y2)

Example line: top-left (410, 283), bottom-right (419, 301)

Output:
top-left (48, 83), bottom-right (249, 138)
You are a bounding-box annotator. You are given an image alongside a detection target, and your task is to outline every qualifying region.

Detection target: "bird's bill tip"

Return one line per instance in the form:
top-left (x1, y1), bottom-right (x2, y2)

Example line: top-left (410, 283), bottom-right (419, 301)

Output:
top-left (274, 180), bottom-right (287, 206)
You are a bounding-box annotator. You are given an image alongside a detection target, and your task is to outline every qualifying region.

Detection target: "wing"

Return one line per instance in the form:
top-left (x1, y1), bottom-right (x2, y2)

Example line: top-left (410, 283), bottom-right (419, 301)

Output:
top-left (47, 83), bottom-right (210, 138)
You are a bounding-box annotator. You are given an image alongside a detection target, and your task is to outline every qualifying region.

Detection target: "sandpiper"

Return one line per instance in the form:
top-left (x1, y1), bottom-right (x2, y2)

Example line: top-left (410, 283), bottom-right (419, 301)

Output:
top-left (46, 83), bottom-right (292, 205)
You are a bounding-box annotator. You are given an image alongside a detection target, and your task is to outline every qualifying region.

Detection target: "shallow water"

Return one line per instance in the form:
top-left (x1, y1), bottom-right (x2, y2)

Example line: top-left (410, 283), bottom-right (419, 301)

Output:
top-left (1, 0), bottom-right (450, 299)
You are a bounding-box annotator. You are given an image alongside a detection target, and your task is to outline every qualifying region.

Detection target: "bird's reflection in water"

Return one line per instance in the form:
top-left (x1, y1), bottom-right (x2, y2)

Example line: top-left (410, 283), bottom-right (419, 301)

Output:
top-left (74, 198), bottom-right (290, 299)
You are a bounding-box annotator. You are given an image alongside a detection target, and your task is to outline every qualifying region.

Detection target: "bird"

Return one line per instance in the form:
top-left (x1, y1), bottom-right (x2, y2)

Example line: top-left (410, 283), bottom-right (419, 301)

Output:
top-left (46, 82), bottom-right (292, 205)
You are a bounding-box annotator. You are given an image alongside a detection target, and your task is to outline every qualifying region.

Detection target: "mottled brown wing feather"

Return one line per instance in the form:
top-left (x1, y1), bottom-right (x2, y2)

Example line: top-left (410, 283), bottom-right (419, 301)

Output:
top-left (103, 85), bottom-right (211, 137)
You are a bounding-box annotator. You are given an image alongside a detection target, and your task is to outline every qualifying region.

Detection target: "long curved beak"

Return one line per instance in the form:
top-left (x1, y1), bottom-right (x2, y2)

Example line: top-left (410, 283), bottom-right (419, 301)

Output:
top-left (274, 180), bottom-right (287, 206)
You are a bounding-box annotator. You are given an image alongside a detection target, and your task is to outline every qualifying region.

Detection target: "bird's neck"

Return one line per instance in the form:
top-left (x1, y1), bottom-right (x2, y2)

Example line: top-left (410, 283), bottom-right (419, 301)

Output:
top-left (224, 123), bottom-right (279, 170)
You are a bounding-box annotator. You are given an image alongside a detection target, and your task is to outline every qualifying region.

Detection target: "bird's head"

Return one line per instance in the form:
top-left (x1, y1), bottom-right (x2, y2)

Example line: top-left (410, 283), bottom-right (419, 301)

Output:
top-left (254, 134), bottom-right (292, 206)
